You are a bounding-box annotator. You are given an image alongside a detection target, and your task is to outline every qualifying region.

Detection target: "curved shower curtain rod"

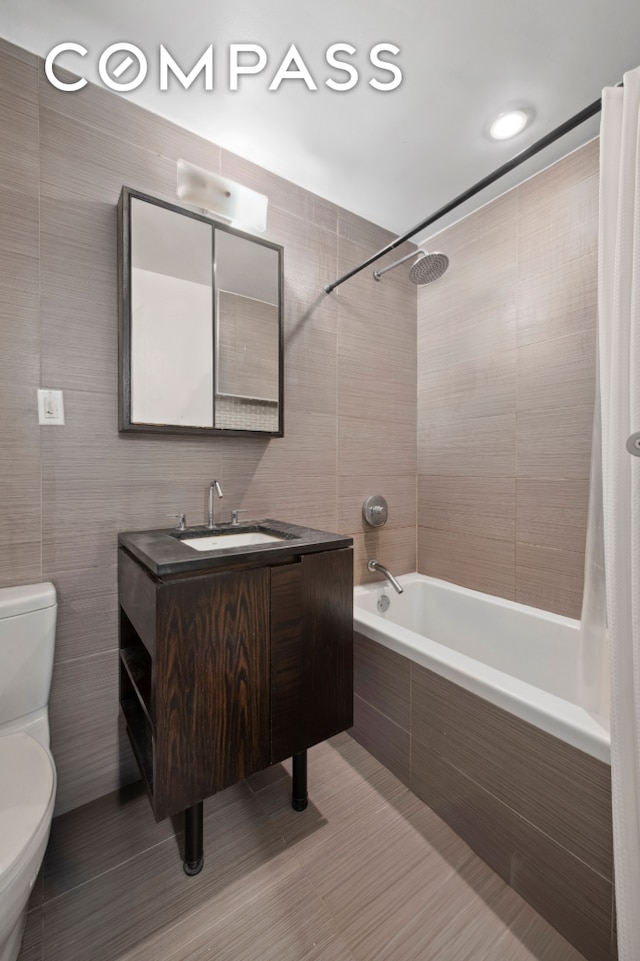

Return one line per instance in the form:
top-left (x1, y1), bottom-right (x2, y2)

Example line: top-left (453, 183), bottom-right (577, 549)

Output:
top-left (324, 92), bottom-right (611, 294)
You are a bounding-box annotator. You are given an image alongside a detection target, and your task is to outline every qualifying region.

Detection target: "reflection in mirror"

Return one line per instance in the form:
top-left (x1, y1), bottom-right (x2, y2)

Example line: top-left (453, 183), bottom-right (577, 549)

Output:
top-left (130, 200), bottom-right (213, 427)
top-left (215, 231), bottom-right (280, 432)
top-left (119, 188), bottom-right (284, 436)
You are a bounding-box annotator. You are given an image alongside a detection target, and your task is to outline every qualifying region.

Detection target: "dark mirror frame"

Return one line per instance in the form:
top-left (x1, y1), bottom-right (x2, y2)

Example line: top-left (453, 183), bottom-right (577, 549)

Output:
top-left (117, 186), bottom-right (284, 437)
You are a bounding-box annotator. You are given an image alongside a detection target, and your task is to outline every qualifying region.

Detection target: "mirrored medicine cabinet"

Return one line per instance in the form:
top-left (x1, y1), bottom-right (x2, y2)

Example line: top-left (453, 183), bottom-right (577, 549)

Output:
top-left (118, 187), bottom-right (284, 437)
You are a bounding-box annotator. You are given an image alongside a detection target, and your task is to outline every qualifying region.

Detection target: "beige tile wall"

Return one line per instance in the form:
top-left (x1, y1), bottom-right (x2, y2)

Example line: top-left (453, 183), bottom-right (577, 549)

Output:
top-left (0, 39), bottom-right (416, 814)
top-left (417, 139), bottom-right (598, 618)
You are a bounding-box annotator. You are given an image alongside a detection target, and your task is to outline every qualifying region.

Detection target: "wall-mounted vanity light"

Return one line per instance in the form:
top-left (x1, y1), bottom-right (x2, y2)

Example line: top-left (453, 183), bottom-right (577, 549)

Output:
top-left (176, 159), bottom-right (268, 233)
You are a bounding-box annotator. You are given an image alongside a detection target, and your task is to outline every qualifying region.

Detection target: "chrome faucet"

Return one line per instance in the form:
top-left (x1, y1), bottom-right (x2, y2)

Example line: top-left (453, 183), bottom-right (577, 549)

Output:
top-left (207, 480), bottom-right (223, 529)
top-left (367, 559), bottom-right (404, 595)
top-left (167, 512), bottom-right (186, 532)
top-left (231, 509), bottom-right (248, 527)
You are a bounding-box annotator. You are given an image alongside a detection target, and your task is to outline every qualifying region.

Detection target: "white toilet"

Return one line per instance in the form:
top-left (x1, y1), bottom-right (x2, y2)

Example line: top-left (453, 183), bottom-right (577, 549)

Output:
top-left (0, 583), bottom-right (57, 961)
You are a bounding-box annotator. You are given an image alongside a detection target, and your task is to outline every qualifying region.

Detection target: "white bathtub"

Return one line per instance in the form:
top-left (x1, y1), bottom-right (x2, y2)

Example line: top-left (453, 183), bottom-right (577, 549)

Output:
top-left (354, 573), bottom-right (610, 763)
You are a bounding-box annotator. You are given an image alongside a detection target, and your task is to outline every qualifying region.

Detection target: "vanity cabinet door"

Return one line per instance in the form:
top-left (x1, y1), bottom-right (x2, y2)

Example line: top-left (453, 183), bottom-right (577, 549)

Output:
top-left (270, 548), bottom-right (353, 764)
top-left (154, 567), bottom-right (270, 819)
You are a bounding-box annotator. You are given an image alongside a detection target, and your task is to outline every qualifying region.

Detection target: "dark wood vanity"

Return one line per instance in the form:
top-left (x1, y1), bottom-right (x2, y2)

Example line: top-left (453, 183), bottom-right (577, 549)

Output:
top-left (118, 519), bottom-right (353, 873)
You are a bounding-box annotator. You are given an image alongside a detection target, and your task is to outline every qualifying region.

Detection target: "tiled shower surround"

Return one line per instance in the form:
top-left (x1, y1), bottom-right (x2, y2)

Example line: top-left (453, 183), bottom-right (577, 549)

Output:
top-left (417, 141), bottom-right (598, 619)
top-left (0, 31), bottom-right (597, 819)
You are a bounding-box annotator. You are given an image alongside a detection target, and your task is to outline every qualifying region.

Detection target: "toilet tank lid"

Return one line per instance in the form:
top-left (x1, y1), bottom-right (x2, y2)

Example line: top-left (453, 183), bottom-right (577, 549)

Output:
top-left (0, 582), bottom-right (56, 619)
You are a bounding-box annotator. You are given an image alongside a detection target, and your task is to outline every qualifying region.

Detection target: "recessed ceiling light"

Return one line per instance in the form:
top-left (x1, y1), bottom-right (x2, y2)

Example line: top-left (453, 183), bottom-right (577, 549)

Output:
top-left (488, 108), bottom-right (531, 141)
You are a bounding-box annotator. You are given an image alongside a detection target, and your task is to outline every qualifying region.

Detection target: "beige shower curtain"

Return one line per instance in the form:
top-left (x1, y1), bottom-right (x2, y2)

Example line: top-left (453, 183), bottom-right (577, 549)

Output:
top-left (595, 66), bottom-right (640, 960)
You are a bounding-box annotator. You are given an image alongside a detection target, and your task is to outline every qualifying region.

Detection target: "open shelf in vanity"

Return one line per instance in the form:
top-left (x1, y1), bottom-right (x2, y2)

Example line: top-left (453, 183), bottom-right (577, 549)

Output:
top-left (118, 617), bottom-right (154, 793)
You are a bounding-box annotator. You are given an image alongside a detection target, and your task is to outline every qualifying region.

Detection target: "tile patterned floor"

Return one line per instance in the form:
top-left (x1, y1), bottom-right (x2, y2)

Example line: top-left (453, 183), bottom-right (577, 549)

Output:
top-left (20, 733), bottom-right (587, 961)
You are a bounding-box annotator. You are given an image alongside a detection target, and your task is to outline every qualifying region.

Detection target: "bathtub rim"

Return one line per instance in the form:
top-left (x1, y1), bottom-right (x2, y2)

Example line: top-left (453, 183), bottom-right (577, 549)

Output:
top-left (354, 573), bottom-right (610, 765)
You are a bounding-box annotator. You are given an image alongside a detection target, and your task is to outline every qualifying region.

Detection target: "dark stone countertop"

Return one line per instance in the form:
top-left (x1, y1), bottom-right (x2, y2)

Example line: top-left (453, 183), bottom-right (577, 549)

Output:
top-left (118, 519), bottom-right (353, 578)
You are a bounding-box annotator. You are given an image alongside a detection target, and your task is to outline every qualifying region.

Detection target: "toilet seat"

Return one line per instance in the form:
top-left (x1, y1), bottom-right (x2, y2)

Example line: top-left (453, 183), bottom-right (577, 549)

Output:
top-left (0, 732), bottom-right (55, 883)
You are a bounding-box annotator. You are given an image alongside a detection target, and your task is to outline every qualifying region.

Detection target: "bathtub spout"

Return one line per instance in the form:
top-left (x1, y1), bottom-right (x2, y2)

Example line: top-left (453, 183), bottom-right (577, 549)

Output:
top-left (367, 560), bottom-right (404, 594)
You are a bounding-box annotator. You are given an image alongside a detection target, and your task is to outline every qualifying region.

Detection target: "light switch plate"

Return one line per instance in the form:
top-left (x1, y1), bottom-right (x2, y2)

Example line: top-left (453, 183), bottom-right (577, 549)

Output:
top-left (37, 388), bottom-right (65, 425)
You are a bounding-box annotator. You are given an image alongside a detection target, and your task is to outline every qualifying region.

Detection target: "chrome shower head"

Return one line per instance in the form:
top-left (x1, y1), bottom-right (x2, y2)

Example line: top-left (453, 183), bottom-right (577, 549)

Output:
top-left (372, 249), bottom-right (449, 284)
top-left (408, 251), bottom-right (449, 285)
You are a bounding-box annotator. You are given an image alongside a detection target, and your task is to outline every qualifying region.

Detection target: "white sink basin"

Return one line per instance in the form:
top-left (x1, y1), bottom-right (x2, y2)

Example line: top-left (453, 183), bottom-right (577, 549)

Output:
top-left (181, 531), bottom-right (284, 552)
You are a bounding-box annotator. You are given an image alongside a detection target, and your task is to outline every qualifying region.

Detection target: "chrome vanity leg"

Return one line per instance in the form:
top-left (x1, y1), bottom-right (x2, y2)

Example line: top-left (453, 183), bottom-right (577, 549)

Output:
top-left (183, 801), bottom-right (204, 875)
top-left (291, 751), bottom-right (308, 811)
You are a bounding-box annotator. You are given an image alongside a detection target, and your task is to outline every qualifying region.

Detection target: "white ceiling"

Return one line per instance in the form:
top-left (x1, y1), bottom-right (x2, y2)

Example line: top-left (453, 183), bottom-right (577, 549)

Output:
top-left (3, 0), bottom-right (640, 240)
